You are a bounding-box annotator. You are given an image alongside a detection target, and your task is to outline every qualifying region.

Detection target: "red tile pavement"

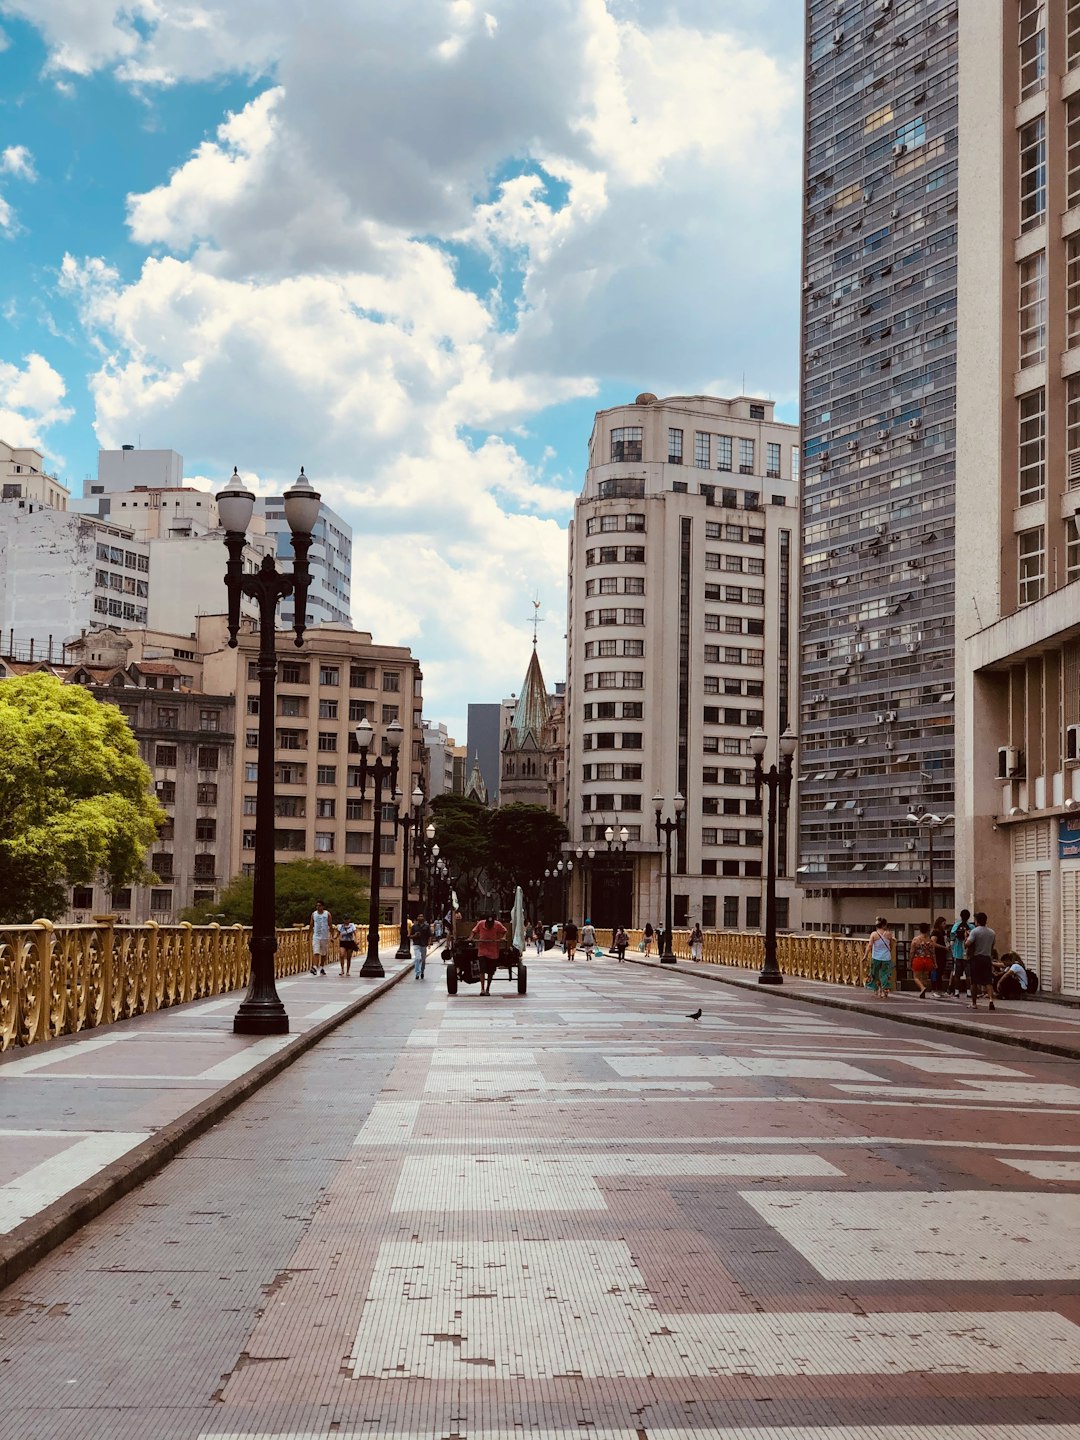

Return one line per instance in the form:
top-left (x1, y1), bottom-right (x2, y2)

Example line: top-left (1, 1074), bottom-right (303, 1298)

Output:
top-left (0, 954), bottom-right (1078, 1439)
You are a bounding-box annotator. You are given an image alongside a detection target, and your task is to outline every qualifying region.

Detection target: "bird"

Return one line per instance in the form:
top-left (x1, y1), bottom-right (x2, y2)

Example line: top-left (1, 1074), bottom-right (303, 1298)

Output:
top-left (686, 1008), bottom-right (702, 1020)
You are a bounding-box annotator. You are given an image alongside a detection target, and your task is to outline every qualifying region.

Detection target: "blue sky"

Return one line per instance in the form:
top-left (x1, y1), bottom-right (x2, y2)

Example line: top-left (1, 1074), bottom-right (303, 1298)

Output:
top-left (0, 1), bottom-right (802, 736)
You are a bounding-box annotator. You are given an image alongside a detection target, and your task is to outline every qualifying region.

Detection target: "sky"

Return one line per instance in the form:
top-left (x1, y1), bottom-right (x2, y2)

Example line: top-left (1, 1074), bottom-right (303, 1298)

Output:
top-left (0, 0), bottom-right (803, 742)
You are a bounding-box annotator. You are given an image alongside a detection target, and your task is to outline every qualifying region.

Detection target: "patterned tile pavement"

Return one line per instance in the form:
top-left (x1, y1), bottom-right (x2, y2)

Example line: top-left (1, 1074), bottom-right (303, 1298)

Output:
top-left (0, 954), bottom-right (1079, 1439)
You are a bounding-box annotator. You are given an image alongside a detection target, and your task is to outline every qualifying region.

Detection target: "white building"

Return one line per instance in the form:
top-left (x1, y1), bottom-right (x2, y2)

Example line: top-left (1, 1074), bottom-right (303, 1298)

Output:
top-left (566, 392), bottom-right (800, 932)
top-left (423, 719), bottom-right (457, 798)
top-left (254, 495), bottom-right (352, 628)
top-left (1, 439), bottom-right (70, 511)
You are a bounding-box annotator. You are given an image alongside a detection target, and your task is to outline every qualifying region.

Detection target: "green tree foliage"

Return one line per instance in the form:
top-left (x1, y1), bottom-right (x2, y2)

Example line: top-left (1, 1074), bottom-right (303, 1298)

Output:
top-left (429, 794), bottom-right (490, 915)
top-left (182, 857), bottom-right (369, 929)
top-left (487, 804), bottom-right (568, 915)
top-left (0, 674), bottom-right (165, 923)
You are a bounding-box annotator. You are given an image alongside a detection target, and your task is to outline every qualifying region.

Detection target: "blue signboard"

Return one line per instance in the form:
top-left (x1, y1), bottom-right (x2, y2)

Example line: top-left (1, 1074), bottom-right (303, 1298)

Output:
top-left (1059, 817), bottom-right (1080, 860)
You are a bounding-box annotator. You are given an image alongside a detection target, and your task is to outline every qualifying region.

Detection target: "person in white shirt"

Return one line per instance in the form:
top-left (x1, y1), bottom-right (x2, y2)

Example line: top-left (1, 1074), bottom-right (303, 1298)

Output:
top-left (337, 916), bottom-right (357, 976)
top-left (994, 952), bottom-right (1029, 1001)
top-left (310, 902), bottom-right (333, 976)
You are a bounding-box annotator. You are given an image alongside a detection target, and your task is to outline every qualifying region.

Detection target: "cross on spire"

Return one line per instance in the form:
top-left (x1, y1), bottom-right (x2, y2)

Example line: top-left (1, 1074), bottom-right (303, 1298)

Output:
top-left (528, 596), bottom-right (544, 647)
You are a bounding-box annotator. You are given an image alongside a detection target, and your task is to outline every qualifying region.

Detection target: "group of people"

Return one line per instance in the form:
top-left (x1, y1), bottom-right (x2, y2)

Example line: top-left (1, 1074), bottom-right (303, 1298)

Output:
top-left (864, 909), bottom-right (1034, 1008)
top-left (308, 901), bottom-right (360, 976)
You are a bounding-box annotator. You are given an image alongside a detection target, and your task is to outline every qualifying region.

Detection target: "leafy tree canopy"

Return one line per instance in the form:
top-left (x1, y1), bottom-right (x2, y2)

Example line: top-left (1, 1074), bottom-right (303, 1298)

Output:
top-left (487, 804), bottom-right (568, 909)
top-left (182, 857), bottom-right (369, 929)
top-left (0, 674), bottom-right (165, 923)
top-left (429, 794), bottom-right (490, 914)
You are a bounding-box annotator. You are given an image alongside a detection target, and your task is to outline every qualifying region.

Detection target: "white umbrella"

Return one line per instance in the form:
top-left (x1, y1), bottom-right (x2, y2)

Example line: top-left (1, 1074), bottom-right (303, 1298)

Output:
top-left (511, 885), bottom-right (526, 952)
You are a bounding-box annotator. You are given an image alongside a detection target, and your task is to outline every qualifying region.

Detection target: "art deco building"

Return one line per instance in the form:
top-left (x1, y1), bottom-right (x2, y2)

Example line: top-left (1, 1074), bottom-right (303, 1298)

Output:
top-left (797, 0), bottom-right (959, 937)
top-left (955, 1), bottom-right (1080, 996)
top-left (565, 392), bottom-right (800, 931)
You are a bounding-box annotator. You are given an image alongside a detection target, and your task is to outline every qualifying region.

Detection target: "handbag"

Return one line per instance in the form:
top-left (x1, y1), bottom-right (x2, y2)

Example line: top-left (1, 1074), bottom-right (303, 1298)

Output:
top-left (637, 940), bottom-right (646, 952)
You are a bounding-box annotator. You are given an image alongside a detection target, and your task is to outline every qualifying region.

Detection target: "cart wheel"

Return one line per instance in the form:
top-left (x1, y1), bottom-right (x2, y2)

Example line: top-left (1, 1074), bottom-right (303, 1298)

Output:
top-left (447, 964), bottom-right (458, 995)
top-left (517, 963), bottom-right (528, 995)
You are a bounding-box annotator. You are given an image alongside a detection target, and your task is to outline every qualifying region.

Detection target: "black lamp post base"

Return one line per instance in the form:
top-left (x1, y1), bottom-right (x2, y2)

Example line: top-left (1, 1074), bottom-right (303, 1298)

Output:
top-left (233, 1001), bottom-right (290, 1034)
top-left (394, 941), bottom-right (411, 960)
top-left (360, 952), bottom-right (386, 978)
top-left (660, 952), bottom-right (677, 965)
top-left (758, 969), bottom-right (784, 986)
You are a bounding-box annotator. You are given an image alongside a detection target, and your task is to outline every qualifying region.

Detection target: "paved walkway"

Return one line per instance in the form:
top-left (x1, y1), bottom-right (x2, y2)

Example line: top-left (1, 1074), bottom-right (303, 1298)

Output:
top-left (627, 955), bottom-right (1080, 1059)
top-left (0, 952), bottom-right (1079, 1438)
top-left (0, 949), bottom-right (410, 1287)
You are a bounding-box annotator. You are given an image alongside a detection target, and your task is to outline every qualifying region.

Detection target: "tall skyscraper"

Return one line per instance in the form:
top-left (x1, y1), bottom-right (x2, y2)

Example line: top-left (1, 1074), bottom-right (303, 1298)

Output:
top-left (955, 2), bottom-right (1080, 997)
top-left (253, 494), bottom-right (352, 629)
top-left (798, 0), bottom-right (958, 937)
top-left (565, 392), bottom-right (799, 930)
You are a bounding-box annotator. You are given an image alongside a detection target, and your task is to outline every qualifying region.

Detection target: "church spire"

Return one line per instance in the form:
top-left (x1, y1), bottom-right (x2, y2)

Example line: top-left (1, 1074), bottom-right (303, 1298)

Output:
top-left (514, 645), bottom-right (550, 741)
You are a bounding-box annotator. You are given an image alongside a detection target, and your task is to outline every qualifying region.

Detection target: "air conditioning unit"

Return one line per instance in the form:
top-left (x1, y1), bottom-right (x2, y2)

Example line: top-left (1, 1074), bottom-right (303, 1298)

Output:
top-left (855, 806), bottom-right (865, 817)
top-left (878, 428), bottom-right (890, 440)
top-left (843, 840), bottom-right (855, 849)
top-left (802, 280), bottom-right (814, 292)
top-left (1067, 723), bottom-right (1080, 763)
top-left (905, 840), bottom-right (916, 850)
top-left (834, 28), bottom-right (845, 43)
top-left (892, 142), bottom-right (908, 158)
top-left (891, 206), bottom-right (901, 218)
top-left (847, 440), bottom-right (860, 452)
top-left (832, 295), bottom-right (842, 306)
top-left (908, 418), bottom-right (922, 430)
top-left (875, 524), bottom-right (887, 534)
top-left (875, 713), bottom-right (886, 724)
top-left (998, 744), bottom-right (1024, 779)
top-left (877, 0), bottom-right (892, 11)
top-left (885, 710), bottom-right (897, 722)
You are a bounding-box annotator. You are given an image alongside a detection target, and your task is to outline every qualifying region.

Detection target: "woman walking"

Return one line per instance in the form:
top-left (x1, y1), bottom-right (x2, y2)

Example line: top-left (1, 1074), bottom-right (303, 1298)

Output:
top-left (930, 916), bottom-right (949, 995)
top-left (643, 921), bottom-right (655, 956)
top-left (581, 919), bottom-right (597, 960)
top-left (563, 919), bottom-right (579, 960)
top-left (863, 916), bottom-right (895, 999)
top-left (909, 920), bottom-right (936, 998)
top-left (689, 922), bottom-right (704, 962)
top-left (613, 925), bottom-right (629, 962)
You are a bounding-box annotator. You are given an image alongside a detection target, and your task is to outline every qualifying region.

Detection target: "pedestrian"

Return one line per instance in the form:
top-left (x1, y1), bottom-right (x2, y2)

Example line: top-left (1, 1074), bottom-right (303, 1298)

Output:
top-left (338, 915), bottom-right (358, 976)
top-left (563, 919), bottom-right (579, 960)
top-left (433, 916), bottom-right (444, 942)
top-left (948, 908), bottom-right (972, 996)
top-left (309, 900), bottom-right (333, 976)
top-left (643, 921), bottom-right (655, 956)
top-left (965, 910), bottom-right (997, 1011)
top-left (613, 924), bottom-right (629, 962)
top-left (863, 916), bottom-right (894, 999)
top-left (534, 923), bottom-right (545, 955)
top-left (689, 922), bottom-right (704, 962)
top-left (581, 919), bottom-right (596, 961)
top-left (930, 915), bottom-right (950, 993)
top-left (410, 912), bottom-right (432, 980)
top-left (470, 913), bottom-right (507, 995)
top-left (994, 951), bottom-right (1029, 1001)
top-left (909, 920), bottom-right (935, 998)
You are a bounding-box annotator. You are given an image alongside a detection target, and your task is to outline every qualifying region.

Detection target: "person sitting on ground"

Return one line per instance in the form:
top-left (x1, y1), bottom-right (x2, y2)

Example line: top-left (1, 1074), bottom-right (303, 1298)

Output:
top-left (581, 918), bottom-right (597, 960)
top-left (909, 920), bottom-right (936, 999)
top-left (994, 951), bottom-right (1029, 1001)
top-left (469, 913), bottom-right (507, 995)
top-left (613, 925), bottom-right (629, 962)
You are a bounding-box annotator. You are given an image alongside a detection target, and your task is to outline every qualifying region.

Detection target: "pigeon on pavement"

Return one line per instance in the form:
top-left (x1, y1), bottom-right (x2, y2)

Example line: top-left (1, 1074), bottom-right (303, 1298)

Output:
top-left (687, 1008), bottom-right (702, 1020)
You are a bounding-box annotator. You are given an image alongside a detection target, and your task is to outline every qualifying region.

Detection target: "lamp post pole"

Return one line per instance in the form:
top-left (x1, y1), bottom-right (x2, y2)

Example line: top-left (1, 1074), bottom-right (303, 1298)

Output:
top-left (749, 727), bottom-right (798, 986)
top-left (219, 466), bottom-right (321, 1036)
top-left (653, 793), bottom-right (684, 964)
top-left (394, 785), bottom-right (425, 959)
top-left (355, 716), bottom-right (403, 977)
top-left (905, 805), bottom-right (954, 914)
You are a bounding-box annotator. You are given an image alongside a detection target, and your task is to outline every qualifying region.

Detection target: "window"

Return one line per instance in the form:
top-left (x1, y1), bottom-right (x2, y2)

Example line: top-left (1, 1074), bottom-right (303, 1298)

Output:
top-left (319, 699), bottom-right (338, 719)
top-left (746, 895), bottom-right (761, 928)
top-left (1018, 253), bottom-right (1046, 368)
top-left (150, 889), bottom-right (172, 912)
top-left (598, 546), bottom-right (618, 563)
top-left (747, 556), bottom-right (765, 575)
top-left (1019, 116), bottom-right (1046, 232)
top-left (624, 545), bottom-right (645, 562)
top-left (1068, 237), bottom-right (1080, 352)
top-left (1018, 389), bottom-right (1045, 503)
top-left (274, 762), bottom-right (305, 785)
top-left (315, 832), bottom-right (335, 853)
top-left (382, 671), bottom-right (400, 691)
top-left (195, 818), bottom-right (216, 842)
top-left (611, 426), bottom-right (643, 462)
top-left (382, 704), bottom-right (399, 723)
top-left (316, 798), bottom-right (336, 818)
top-left (1067, 515), bottom-right (1080, 582)
top-left (350, 666), bottom-right (372, 688)
top-left (379, 868), bottom-right (396, 888)
top-left (196, 746), bottom-right (219, 770)
top-left (623, 576), bottom-right (645, 595)
top-left (1019, 0), bottom-right (1047, 100)
top-left (600, 515), bottom-right (619, 531)
top-left (1068, 375), bottom-right (1080, 482)
top-left (722, 895), bottom-right (739, 928)
top-left (280, 662), bottom-right (308, 684)
top-left (156, 707), bottom-right (178, 730)
top-left (621, 701), bottom-right (643, 719)
top-left (715, 435), bottom-right (732, 472)
top-left (319, 665), bottom-right (340, 686)
top-left (738, 438), bottom-right (754, 474)
top-left (622, 671), bottom-right (644, 688)
top-left (317, 763), bottom-right (337, 785)
top-left (694, 432), bottom-right (710, 468)
top-left (152, 851), bottom-right (174, 879)
top-left (199, 709), bottom-right (220, 732)
top-left (625, 513), bottom-right (645, 532)
top-left (725, 585), bottom-right (743, 603)
top-left (1018, 526), bottom-right (1045, 605)
top-left (668, 427), bottom-right (683, 463)
top-left (724, 524), bottom-right (743, 542)
top-left (346, 797), bottom-right (366, 821)
top-left (277, 728), bottom-right (305, 750)
top-left (196, 782), bottom-right (217, 806)
top-left (155, 744), bottom-right (177, 767)
top-left (279, 695), bottom-right (304, 717)
top-left (620, 732), bottom-right (642, 749)
top-left (345, 832), bottom-right (368, 854)
top-left (317, 732), bottom-right (338, 751)
top-left (766, 442), bottom-right (782, 479)
top-left (622, 608), bottom-right (644, 626)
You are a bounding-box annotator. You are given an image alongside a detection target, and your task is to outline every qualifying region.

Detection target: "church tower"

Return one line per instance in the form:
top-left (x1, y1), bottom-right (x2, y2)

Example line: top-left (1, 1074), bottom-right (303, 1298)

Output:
top-left (500, 634), bottom-right (558, 810)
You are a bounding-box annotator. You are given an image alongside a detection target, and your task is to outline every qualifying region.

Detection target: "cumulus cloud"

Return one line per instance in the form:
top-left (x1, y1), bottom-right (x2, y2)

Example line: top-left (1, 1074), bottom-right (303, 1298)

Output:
top-left (0, 352), bottom-right (73, 449)
top-left (31, 0), bottom-right (800, 736)
top-left (0, 142), bottom-right (35, 233)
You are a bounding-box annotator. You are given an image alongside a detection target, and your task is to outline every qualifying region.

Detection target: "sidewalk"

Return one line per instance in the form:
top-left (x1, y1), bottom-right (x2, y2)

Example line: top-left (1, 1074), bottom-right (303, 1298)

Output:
top-left (0, 949), bottom-right (411, 1290)
top-left (627, 954), bottom-right (1080, 1060)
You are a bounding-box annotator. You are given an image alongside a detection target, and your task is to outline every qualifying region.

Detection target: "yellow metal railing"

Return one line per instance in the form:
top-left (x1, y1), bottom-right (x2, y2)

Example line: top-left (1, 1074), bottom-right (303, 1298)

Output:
top-left (595, 928), bottom-right (868, 987)
top-left (0, 920), bottom-right (404, 1052)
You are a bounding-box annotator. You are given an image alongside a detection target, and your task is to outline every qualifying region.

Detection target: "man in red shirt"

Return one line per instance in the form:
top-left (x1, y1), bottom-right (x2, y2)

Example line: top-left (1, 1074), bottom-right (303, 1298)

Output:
top-left (470, 913), bottom-right (507, 995)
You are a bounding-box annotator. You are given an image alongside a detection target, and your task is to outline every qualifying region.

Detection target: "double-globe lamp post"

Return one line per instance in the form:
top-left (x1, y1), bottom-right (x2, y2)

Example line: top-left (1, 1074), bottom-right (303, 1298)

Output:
top-left (653, 792), bottom-right (685, 964)
top-left (905, 804), bottom-right (954, 915)
top-left (394, 785), bottom-right (425, 959)
top-left (354, 715), bottom-right (403, 978)
top-left (749, 726), bottom-right (798, 986)
top-left (218, 465), bottom-right (322, 1035)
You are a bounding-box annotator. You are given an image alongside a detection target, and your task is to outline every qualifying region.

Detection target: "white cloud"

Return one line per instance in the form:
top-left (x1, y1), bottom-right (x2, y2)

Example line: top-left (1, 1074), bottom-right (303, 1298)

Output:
top-left (0, 352), bottom-right (73, 450)
top-left (36, 0), bottom-right (800, 737)
top-left (0, 145), bottom-right (35, 179)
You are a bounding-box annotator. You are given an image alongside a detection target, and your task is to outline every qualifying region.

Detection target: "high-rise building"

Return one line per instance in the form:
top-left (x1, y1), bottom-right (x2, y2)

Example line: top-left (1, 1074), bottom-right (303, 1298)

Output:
top-left (466, 703), bottom-right (501, 805)
top-left (798, 0), bottom-right (959, 938)
top-left (422, 720), bottom-right (457, 799)
top-left (955, 2), bottom-right (1080, 997)
top-left (254, 495), bottom-right (352, 629)
top-left (566, 392), bottom-right (800, 931)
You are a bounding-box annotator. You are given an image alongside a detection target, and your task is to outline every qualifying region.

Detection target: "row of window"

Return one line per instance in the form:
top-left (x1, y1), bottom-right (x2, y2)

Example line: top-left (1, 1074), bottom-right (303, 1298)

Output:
top-left (580, 793), bottom-right (643, 811)
top-left (581, 732), bottom-right (642, 750)
top-left (584, 546), bottom-right (645, 565)
top-left (581, 763), bottom-right (643, 781)
top-left (704, 706), bottom-right (764, 727)
top-left (94, 597), bottom-right (149, 623)
top-left (705, 588), bottom-right (765, 608)
top-left (701, 827), bottom-right (764, 847)
top-left (95, 569), bottom-right (149, 597)
top-left (582, 701), bottom-right (643, 720)
top-left (250, 660), bottom-right (402, 691)
top-left (685, 433), bottom-right (782, 479)
top-left (156, 708), bottom-right (224, 732)
top-left (154, 780), bottom-right (219, 805)
top-left (151, 853), bottom-right (217, 878)
top-left (583, 639), bottom-right (645, 658)
top-left (95, 543), bottom-right (149, 572)
top-left (582, 670), bottom-right (644, 690)
top-left (584, 608), bottom-right (645, 627)
top-left (705, 620), bottom-right (765, 645)
top-left (584, 576), bottom-right (646, 597)
top-left (155, 744), bottom-right (219, 769)
top-left (1017, 520), bottom-right (1080, 603)
top-left (249, 762), bottom-right (416, 791)
top-left (705, 526), bottom-right (766, 547)
top-left (583, 513), bottom-right (646, 536)
top-left (249, 696), bottom-right (391, 722)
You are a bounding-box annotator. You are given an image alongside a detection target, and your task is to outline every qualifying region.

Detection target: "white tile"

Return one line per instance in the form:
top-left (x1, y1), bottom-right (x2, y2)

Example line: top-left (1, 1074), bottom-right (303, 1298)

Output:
top-left (897, 1057), bottom-right (1027, 1076)
top-left (0, 1036), bottom-right (130, 1077)
top-left (353, 1101), bottom-right (420, 1146)
top-left (742, 1189), bottom-right (1080, 1281)
top-left (0, 1132), bottom-right (148, 1233)
top-left (430, 1049), bottom-right (536, 1065)
top-left (1000, 1159), bottom-right (1080, 1182)
top-left (196, 1034), bottom-right (292, 1082)
top-left (348, 1238), bottom-right (1080, 1379)
top-left (607, 1055), bottom-right (878, 1081)
top-left (833, 1082), bottom-right (1080, 1107)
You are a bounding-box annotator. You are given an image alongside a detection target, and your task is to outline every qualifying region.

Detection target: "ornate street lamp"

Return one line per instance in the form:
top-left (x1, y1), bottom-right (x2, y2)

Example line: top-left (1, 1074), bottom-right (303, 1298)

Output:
top-left (905, 805), bottom-right (954, 914)
top-left (354, 714), bottom-right (404, 977)
top-left (749, 726), bottom-right (798, 986)
top-left (219, 465), bottom-right (320, 1036)
top-left (393, 784), bottom-right (425, 959)
top-left (653, 792), bottom-right (685, 964)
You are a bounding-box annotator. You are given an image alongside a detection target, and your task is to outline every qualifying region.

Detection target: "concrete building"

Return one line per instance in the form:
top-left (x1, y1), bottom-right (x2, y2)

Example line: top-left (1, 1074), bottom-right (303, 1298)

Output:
top-left (797, 0), bottom-right (959, 939)
top-left (199, 615), bottom-right (424, 926)
top-left (422, 720), bottom-right (457, 799)
top-left (565, 392), bottom-right (800, 931)
top-left (955, 2), bottom-right (1080, 996)
top-left (253, 495), bottom-right (352, 629)
top-left (466, 702), bottom-right (501, 805)
top-left (1, 439), bottom-right (69, 510)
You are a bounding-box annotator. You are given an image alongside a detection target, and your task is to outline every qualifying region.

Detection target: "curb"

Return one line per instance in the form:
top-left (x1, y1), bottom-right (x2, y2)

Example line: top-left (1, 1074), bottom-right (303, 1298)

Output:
top-left (625, 956), bottom-right (1080, 1062)
top-left (0, 960), bottom-right (410, 1294)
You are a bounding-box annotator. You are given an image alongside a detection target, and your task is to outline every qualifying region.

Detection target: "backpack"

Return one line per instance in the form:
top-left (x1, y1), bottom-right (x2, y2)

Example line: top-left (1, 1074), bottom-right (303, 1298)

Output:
top-left (1026, 968), bottom-right (1040, 994)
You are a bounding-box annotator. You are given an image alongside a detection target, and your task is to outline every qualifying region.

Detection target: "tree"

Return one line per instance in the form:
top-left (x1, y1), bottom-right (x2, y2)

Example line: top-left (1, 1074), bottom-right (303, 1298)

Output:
top-left (487, 804), bottom-right (568, 918)
top-left (429, 794), bottom-right (491, 915)
top-left (182, 858), bottom-right (369, 929)
top-left (0, 673), bottom-right (165, 923)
